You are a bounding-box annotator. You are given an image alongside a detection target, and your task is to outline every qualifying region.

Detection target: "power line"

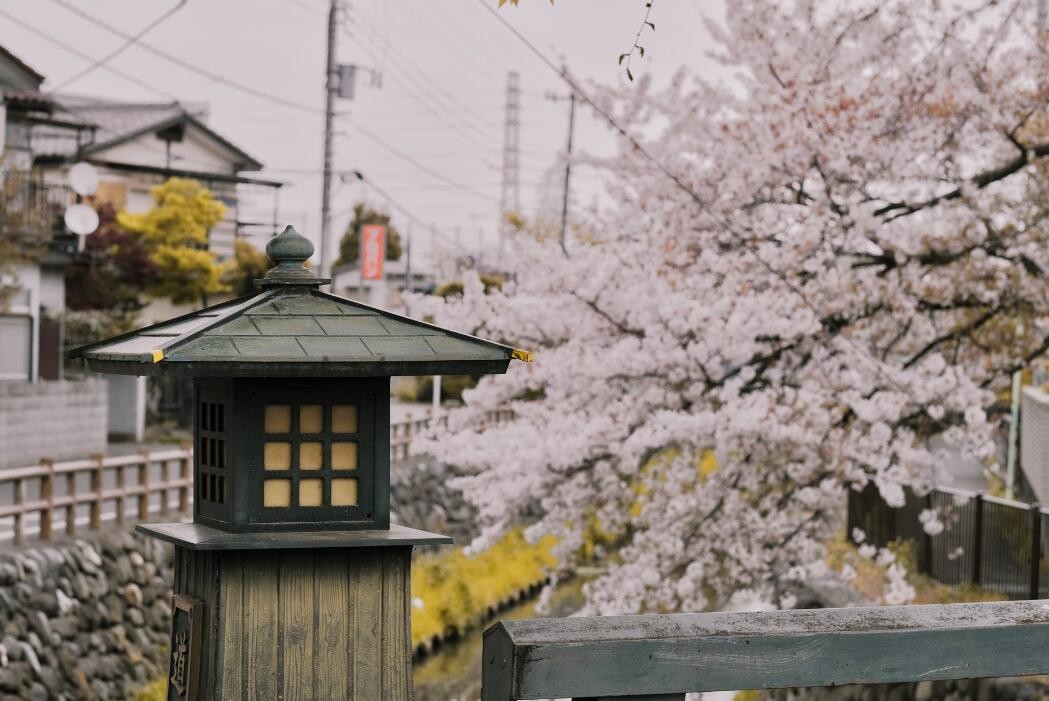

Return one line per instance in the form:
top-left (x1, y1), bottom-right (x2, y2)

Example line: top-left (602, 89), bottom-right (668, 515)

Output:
top-left (345, 13), bottom-right (500, 151)
top-left (331, 172), bottom-right (470, 253)
top-left (472, 0), bottom-right (702, 209)
top-left (0, 10), bottom-right (261, 175)
top-left (40, 0), bottom-right (501, 205)
top-left (410, 2), bottom-right (506, 82)
top-left (0, 9), bottom-right (176, 99)
top-left (0, 16), bottom-right (236, 179)
top-left (288, 0), bottom-right (323, 13)
top-left (50, 0), bottom-right (188, 92)
top-left (437, 0), bottom-right (545, 76)
top-left (48, 0), bottom-right (321, 115)
top-left (346, 120), bottom-right (500, 203)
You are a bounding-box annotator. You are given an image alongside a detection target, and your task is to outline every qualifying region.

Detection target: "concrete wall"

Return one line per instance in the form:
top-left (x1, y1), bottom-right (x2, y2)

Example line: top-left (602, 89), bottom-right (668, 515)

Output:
top-left (1021, 386), bottom-right (1049, 504)
top-left (106, 375), bottom-right (145, 442)
top-left (0, 379), bottom-right (107, 469)
top-left (0, 262), bottom-right (39, 382)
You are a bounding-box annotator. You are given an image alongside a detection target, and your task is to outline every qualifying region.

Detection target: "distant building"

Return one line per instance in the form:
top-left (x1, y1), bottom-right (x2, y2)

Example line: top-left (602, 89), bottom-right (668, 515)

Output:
top-left (0, 43), bottom-right (282, 456)
top-left (0, 45), bottom-right (86, 383)
top-left (0, 46), bottom-right (107, 465)
top-left (331, 258), bottom-right (436, 308)
top-left (34, 95), bottom-right (282, 258)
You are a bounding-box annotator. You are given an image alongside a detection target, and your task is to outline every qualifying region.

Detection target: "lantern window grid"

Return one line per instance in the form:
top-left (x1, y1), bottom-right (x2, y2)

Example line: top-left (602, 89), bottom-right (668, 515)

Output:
top-left (198, 400), bottom-right (227, 506)
top-left (262, 403), bottom-right (360, 510)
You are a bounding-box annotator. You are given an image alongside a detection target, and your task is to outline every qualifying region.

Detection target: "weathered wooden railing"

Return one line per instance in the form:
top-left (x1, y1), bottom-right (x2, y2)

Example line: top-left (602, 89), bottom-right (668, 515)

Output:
top-left (481, 599), bottom-right (1049, 700)
top-left (0, 406), bottom-right (513, 544)
top-left (0, 448), bottom-right (192, 546)
top-left (390, 407), bottom-right (514, 462)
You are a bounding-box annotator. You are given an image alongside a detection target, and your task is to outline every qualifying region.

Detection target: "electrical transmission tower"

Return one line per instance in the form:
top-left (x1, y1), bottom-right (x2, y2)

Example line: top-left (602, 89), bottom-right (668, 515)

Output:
top-left (499, 70), bottom-right (521, 265)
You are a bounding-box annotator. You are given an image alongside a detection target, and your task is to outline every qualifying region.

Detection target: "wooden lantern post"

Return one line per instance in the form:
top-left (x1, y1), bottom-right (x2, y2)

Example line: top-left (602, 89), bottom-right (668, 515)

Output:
top-left (70, 226), bottom-right (531, 700)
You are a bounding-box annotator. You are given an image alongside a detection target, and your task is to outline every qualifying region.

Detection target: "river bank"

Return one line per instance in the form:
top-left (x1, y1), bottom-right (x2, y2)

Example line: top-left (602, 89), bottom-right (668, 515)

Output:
top-left (411, 528), bottom-right (556, 655)
top-left (413, 578), bottom-right (583, 701)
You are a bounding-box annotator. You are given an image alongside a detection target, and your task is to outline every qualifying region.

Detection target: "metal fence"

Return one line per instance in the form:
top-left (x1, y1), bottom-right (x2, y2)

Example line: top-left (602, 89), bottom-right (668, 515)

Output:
top-left (847, 482), bottom-right (1049, 598)
top-left (0, 407), bottom-right (514, 545)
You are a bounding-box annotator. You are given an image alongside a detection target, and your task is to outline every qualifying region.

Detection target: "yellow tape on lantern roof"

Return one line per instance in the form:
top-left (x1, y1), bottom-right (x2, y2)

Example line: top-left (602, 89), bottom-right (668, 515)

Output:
top-left (151, 349), bottom-right (165, 363)
top-left (511, 348), bottom-right (535, 362)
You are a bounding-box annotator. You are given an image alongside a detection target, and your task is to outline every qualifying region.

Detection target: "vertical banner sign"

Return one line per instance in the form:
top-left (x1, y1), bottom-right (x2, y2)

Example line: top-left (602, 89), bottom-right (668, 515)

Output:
top-left (361, 224), bottom-right (386, 281)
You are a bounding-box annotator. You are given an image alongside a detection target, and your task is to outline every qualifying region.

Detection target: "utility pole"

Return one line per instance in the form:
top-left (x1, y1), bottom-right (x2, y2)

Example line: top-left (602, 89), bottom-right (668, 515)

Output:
top-left (547, 72), bottom-right (577, 255)
top-left (499, 71), bottom-right (520, 266)
top-left (559, 90), bottom-right (576, 253)
top-left (318, 0), bottom-right (339, 279)
top-left (404, 222), bottom-right (413, 295)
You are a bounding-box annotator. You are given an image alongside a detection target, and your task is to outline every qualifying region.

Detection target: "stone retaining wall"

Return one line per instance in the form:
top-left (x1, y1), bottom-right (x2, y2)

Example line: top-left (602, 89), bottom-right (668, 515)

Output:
top-left (0, 531), bottom-right (171, 700)
top-left (391, 454), bottom-right (479, 544)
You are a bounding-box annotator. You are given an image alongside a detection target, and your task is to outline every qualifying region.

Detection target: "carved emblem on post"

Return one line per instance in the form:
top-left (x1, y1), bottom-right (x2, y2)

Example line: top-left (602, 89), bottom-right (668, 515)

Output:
top-left (167, 594), bottom-right (203, 701)
top-left (170, 631), bottom-right (187, 693)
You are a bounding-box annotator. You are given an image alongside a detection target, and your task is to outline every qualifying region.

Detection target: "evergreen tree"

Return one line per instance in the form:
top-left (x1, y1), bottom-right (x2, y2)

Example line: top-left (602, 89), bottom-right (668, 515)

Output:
top-left (334, 203), bottom-right (403, 267)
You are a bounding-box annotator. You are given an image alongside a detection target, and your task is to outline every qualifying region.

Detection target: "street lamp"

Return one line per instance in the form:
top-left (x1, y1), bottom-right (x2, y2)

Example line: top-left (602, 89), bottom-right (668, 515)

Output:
top-left (70, 225), bottom-right (532, 699)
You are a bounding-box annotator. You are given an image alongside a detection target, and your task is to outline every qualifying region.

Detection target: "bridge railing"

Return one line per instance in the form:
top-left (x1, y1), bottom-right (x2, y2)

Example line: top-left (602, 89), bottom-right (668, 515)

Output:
top-left (0, 406), bottom-right (514, 545)
top-left (481, 599), bottom-right (1049, 700)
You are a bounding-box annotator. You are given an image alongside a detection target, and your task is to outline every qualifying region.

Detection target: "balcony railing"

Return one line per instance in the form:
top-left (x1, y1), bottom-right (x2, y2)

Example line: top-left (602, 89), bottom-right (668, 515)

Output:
top-left (0, 172), bottom-right (76, 247)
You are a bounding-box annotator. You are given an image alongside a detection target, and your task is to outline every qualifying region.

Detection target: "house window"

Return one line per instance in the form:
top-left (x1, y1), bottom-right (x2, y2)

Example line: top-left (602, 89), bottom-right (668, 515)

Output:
top-left (262, 403), bottom-right (360, 509)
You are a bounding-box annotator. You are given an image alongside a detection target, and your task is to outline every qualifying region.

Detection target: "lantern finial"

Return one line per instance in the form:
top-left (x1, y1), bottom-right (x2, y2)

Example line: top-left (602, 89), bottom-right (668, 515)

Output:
top-left (258, 225), bottom-right (330, 287)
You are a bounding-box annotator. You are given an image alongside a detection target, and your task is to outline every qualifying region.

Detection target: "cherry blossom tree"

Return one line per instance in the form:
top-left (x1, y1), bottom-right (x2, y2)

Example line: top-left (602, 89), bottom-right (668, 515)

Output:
top-left (418, 0), bottom-right (1049, 614)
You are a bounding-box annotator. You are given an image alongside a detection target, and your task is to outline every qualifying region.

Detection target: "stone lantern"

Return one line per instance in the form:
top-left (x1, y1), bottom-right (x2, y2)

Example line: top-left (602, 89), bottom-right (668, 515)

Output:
top-left (70, 225), bottom-right (530, 700)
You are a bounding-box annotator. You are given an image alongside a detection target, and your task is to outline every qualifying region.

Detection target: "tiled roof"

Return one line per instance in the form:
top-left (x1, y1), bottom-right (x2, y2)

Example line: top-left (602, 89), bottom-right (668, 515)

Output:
top-left (2, 90), bottom-right (54, 112)
top-left (33, 97), bottom-right (199, 158)
top-left (36, 96), bottom-right (262, 171)
top-left (70, 288), bottom-right (517, 377)
top-left (55, 96), bottom-right (205, 137)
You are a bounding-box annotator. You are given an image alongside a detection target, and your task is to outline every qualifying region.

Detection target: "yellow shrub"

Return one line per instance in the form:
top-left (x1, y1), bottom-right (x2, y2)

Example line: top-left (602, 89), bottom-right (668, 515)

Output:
top-left (411, 529), bottom-right (557, 649)
top-left (132, 677), bottom-right (167, 701)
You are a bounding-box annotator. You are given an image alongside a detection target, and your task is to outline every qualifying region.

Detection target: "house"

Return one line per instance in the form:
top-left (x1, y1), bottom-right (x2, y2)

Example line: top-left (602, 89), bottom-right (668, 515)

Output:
top-left (33, 95), bottom-right (282, 259)
top-left (0, 46), bottom-right (107, 466)
top-left (0, 45), bottom-right (88, 383)
top-left (0, 43), bottom-right (283, 461)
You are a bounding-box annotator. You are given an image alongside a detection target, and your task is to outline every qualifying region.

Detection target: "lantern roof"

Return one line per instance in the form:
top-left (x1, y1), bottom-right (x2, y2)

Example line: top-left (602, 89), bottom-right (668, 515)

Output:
top-left (69, 226), bottom-right (531, 377)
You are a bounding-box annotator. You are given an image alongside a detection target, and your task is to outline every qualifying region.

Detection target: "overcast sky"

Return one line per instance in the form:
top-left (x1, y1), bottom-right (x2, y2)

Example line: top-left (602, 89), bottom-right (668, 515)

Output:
top-left (2, 0), bottom-right (724, 271)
